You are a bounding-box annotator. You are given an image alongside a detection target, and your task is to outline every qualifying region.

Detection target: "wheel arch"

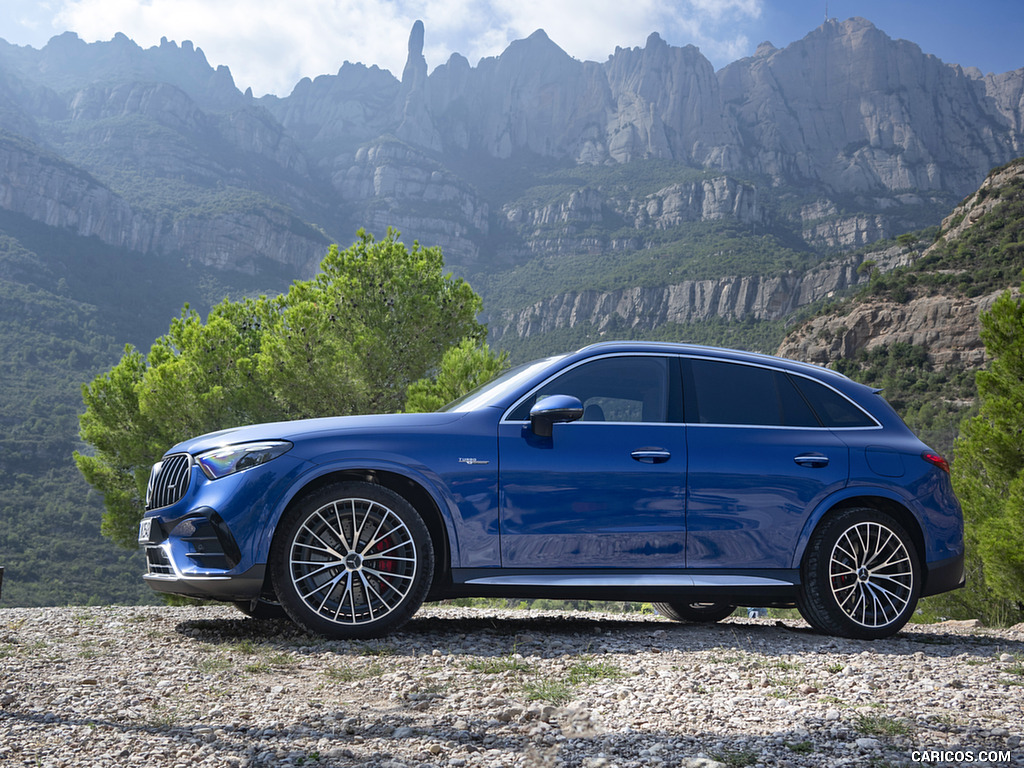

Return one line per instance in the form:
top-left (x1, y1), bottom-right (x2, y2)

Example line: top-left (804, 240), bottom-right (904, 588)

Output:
top-left (265, 467), bottom-right (454, 599)
top-left (794, 493), bottom-right (927, 580)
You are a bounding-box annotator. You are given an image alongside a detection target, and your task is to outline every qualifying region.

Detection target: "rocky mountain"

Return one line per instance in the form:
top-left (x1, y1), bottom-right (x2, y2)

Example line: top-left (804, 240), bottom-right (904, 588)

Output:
top-left (489, 244), bottom-right (913, 343)
top-left (1, 16), bottom-right (1023, 606)
top-left (1, 16), bottom-right (1023, 289)
top-left (777, 159), bottom-right (1024, 367)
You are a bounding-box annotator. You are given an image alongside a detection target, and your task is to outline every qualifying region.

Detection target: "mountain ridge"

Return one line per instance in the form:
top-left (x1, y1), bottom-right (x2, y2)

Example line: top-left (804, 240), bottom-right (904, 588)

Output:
top-left (2, 16), bottom-right (1022, 286)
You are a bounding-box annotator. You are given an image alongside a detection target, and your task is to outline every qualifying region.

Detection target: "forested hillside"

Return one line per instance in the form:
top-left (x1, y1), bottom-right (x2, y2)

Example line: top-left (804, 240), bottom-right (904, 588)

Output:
top-left (0, 211), bottom-right (293, 605)
top-left (778, 158), bottom-right (1024, 457)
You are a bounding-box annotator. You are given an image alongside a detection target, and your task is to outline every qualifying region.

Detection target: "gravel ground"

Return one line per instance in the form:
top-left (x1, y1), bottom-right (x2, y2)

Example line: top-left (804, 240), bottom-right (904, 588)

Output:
top-left (1, 605), bottom-right (1022, 767)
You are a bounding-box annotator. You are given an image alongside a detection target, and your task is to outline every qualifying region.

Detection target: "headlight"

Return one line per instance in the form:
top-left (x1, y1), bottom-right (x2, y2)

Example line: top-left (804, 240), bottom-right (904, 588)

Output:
top-left (196, 441), bottom-right (292, 480)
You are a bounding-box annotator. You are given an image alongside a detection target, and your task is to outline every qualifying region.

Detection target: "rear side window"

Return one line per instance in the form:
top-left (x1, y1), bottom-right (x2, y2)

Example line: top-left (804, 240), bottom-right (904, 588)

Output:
top-left (685, 359), bottom-right (819, 427)
top-left (789, 375), bottom-right (877, 428)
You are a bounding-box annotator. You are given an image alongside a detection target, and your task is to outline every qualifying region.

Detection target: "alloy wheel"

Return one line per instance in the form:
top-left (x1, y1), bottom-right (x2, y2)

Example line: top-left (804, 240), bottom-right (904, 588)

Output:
top-left (288, 496), bottom-right (418, 626)
top-left (828, 520), bottom-right (914, 629)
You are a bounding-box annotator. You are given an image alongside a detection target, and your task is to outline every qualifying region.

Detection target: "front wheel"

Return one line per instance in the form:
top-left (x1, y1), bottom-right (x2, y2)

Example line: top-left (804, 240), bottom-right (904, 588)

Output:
top-left (653, 601), bottom-right (736, 623)
top-left (270, 482), bottom-right (433, 640)
top-left (798, 507), bottom-right (920, 640)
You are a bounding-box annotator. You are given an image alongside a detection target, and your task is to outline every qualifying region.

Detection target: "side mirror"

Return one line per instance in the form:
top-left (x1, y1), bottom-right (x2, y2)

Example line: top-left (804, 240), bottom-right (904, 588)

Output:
top-left (530, 395), bottom-right (584, 438)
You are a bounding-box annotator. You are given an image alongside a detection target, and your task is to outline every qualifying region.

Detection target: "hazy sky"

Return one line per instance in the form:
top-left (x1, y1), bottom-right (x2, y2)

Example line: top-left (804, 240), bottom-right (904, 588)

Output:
top-left (1, 1), bottom-right (1022, 97)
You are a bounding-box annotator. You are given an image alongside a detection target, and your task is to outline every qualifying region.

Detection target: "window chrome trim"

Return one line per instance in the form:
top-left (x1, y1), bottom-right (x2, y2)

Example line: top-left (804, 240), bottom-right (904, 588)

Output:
top-left (501, 351), bottom-right (881, 430)
top-left (685, 422), bottom-right (883, 431)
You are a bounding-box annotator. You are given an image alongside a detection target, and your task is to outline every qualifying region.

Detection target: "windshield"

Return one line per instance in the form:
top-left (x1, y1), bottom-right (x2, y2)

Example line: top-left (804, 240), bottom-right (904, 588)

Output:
top-left (441, 355), bottom-right (565, 412)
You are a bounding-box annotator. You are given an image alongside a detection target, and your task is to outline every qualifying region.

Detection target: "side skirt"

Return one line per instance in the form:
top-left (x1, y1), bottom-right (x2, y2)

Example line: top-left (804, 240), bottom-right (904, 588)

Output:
top-left (441, 568), bottom-right (800, 603)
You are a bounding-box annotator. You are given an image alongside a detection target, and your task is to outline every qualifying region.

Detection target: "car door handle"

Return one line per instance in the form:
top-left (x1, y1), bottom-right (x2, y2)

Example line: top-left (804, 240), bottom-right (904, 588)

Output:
top-left (631, 449), bottom-right (672, 464)
top-left (794, 453), bottom-right (830, 468)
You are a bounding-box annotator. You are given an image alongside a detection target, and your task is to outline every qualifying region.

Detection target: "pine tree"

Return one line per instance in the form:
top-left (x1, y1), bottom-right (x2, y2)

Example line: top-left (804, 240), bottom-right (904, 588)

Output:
top-left (952, 280), bottom-right (1024, 606)
top-left (75, 230), bottom-right (499, 548)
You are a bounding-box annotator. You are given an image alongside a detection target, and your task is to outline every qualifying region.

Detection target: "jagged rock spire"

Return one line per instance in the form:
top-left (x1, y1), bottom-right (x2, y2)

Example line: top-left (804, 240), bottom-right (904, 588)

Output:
top-left (402, 19), bottom-right (426, 87)
top-left (395, 19), bottom-right (441, 150)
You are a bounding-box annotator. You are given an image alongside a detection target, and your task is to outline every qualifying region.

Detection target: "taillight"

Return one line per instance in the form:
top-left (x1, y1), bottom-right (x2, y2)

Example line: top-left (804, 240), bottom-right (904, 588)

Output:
top-left (922, 452), bottom-right (950, 474)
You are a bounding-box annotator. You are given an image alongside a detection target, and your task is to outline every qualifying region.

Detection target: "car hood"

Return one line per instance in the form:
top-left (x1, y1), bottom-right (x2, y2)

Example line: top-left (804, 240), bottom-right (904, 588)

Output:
top-left (168, 411), bottom-right (468, 456)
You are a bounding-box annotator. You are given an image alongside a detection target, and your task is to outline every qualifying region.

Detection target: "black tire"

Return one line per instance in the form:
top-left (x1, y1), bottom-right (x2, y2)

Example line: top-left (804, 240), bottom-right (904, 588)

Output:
top-left (798, 507), bottom-right (921, 640)
top-left (270, 481), bottom-right (433, 640)
top-left (653, 601), bottom-right (736, 623)
top-left (233, 597), bottom-right (290, 621)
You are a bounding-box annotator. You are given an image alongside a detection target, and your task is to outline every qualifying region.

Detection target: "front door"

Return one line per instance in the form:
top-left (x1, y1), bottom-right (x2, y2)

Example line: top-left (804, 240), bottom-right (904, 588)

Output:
top-left (498, 355), bottom-right (687, 568)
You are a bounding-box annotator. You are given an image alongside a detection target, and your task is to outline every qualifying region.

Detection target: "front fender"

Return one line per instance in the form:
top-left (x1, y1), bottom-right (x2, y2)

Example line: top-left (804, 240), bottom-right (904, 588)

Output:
top-left (255, 456), bottom-right (465, 569)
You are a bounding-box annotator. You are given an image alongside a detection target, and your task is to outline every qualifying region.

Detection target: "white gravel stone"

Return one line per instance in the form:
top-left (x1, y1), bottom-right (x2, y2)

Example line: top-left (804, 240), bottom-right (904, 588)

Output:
top-left (1, 605), bottom-right (1022, 767)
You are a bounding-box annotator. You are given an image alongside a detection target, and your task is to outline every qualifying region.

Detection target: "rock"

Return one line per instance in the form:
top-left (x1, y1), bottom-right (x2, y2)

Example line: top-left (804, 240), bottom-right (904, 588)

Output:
top-left (776, 292), bottom-right (1002, 368)
top-left (680, 760), bottom-right (728, 768)
top-left (939, 619), bottom-right (983, 629)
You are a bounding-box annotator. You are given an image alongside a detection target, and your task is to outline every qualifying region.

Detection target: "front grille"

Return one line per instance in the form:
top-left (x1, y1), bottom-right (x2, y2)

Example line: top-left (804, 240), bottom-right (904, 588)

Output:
top-left (146, 453), bottom-right (192, 510)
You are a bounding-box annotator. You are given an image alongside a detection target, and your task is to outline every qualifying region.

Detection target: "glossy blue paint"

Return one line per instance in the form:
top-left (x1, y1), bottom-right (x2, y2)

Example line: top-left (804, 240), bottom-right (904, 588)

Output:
top-left (685, 423), bottom-right (849, 568)
top-left (138, 340), bottom-right (965, 630)
top-left (498, 420), bottom-right (686, 567)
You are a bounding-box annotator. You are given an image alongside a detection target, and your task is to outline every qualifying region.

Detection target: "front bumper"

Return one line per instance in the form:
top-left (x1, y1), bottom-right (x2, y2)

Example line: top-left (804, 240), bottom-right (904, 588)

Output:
top-left (143, 560), bottom-right (267, 601)
top-left (139, 448), bottom-right (309, 603)
top-left (140, 505), bottom-right (264, 602)
top-left (140, 505), bottom-right (266, 606)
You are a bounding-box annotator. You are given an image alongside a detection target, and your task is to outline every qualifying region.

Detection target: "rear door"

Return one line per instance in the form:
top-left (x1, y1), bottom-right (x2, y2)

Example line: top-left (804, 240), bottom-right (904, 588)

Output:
top-left (682, 358), bottom-right (850, 569)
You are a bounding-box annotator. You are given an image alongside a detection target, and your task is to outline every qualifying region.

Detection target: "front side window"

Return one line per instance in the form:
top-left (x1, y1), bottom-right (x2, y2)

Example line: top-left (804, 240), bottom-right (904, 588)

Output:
top-left (507, 356), bottom-right (673, 423)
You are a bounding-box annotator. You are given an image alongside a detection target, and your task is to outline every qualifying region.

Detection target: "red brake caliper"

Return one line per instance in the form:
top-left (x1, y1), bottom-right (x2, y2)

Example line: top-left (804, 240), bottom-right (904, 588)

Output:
top-left (374, 536), bottom-right (393, 598)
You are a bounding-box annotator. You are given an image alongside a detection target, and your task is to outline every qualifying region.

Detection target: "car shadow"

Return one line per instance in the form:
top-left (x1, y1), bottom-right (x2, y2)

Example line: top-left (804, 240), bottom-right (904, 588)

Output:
top-left (173, 608), bottom-right (1024, 661)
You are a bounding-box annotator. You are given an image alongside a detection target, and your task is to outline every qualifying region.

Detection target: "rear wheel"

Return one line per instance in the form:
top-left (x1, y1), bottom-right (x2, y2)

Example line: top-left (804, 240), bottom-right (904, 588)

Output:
top-left (270, 482), bottom-right (433, 639)
top-left (653, 601), bottom-right (736, 623)
top-left (798, 507), bottom-right (920, 639)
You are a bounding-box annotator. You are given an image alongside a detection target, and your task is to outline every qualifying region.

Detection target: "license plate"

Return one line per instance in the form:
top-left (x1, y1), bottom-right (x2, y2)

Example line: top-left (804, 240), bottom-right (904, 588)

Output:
top-left (138, 517), bottom-right (154, 544)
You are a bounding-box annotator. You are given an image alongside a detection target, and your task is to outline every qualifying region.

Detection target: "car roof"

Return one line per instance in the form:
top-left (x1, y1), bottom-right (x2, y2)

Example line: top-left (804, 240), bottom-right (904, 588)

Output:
top-left (570, 341), bottom-right (853, 384)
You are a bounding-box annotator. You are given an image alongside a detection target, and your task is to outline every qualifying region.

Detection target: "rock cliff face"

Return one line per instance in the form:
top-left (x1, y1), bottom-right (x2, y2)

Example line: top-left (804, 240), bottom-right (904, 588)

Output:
top-left (490, 246), bottom-right (912, 342)
top-left (718, 19), bottom-right (1021, 196)
top-left (774, 291), bottom-right (1002, 367)
top-left (410, 17), bottom-right (1023, 195)
top-left (0, 134), bottom-right (327, 274)
top-left (627, 177), bottom-right (763, 228)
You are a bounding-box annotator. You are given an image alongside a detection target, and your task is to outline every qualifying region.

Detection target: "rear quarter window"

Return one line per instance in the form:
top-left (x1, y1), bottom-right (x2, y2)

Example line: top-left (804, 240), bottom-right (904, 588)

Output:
top-left (789, 374), bottom-right (877, 428)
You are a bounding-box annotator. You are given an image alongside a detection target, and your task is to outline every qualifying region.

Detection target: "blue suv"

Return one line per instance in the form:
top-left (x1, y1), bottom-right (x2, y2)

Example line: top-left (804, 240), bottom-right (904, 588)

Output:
top-left (139, 342), bottom-right (965, 640)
